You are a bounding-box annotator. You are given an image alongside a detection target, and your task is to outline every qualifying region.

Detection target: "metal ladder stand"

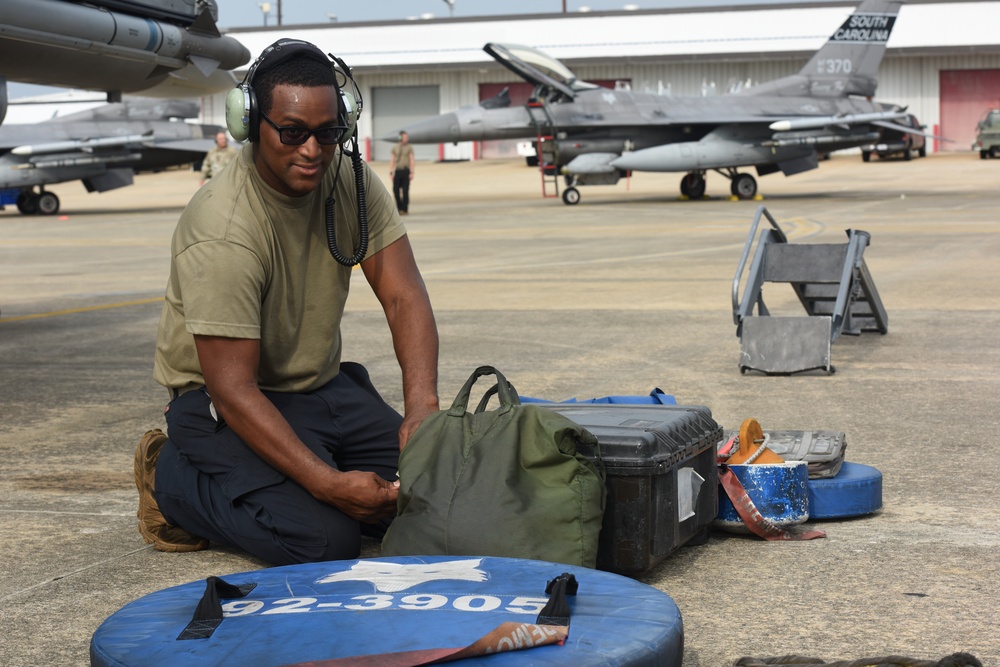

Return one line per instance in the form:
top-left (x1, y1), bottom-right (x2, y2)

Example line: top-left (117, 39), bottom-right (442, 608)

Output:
top-left (526, 96), bottom-right (560, 198)
top-left (731, 206), bottom-right (888, 374)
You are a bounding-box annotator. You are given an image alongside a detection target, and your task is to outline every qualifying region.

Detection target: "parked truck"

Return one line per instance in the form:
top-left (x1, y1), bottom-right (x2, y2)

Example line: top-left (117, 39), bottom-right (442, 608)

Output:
top-left (973, 109), bottom-right (1000, 159)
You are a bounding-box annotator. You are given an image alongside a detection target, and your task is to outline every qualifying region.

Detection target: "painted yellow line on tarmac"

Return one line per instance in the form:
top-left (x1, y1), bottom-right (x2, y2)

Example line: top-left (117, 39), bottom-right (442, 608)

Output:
top-left (0, 297), bottom-right (163, 323)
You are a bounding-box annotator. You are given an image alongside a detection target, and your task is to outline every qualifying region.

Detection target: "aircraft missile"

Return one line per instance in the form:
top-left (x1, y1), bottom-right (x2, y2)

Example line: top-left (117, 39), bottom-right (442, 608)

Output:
top-left (768, 111), bottom-right (908, 132)
top-left (13, 152), bottom-right (143, 169)
top-left (762, 131), bottom-right (879, 148)
top-left (0, 0), bottom-right (250, 97)
top-left (11, 133), bottom-right (153, 156)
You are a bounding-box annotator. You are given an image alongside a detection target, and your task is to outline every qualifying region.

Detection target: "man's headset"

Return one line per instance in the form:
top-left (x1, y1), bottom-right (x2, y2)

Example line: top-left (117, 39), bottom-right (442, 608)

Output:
top-left (225, 38), bottom-right (362, 145)
top-left (225, 39), bottom-right (370, 267)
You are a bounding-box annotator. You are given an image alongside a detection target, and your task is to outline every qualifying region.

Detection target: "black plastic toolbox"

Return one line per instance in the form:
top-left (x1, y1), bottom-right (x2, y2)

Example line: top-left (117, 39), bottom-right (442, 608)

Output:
top-left (540, 404), bottom-right (722, 575)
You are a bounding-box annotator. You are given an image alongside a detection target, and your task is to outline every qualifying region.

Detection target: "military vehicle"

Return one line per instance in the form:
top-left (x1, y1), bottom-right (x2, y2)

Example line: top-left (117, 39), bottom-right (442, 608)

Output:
top-left (973, 109), bottom-right (1000, 159)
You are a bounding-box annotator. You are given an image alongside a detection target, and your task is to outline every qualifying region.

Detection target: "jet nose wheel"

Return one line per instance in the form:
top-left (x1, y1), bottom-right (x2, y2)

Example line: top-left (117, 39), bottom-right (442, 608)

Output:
top-left (680, 173), bottom-right (706, 199)
top-left (731, 173), bottom-right (757, 200)
top-left (561, 187), bottom-right (581, 205)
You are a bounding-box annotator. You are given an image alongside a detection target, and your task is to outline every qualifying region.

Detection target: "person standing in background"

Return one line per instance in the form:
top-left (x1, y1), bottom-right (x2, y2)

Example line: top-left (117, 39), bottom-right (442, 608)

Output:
top-left (388, 131), bottom-right (415, 214)
top-left (200, 131), bottom-right (239, 184)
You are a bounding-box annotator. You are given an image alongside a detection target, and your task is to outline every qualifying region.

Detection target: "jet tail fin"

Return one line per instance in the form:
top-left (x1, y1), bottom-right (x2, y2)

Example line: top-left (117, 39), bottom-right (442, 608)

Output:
top-left (745, 0), bottom-right (902, 99)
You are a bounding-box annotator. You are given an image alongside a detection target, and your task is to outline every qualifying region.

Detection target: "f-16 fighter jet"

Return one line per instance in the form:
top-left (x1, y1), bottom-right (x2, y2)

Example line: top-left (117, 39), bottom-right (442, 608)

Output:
top-left (399, 0), bottom-right (934, 204)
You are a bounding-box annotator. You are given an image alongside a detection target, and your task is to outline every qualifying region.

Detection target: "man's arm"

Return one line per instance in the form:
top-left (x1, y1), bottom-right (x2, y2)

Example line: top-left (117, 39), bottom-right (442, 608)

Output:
top-left (192, 335), bottom-right (398, 521)
top-left (407, 149), bottom-right (415, 180)
top-left (361, 235), bottom-right (439, 446)
top-left (388, 148), bottom-right (397, 179)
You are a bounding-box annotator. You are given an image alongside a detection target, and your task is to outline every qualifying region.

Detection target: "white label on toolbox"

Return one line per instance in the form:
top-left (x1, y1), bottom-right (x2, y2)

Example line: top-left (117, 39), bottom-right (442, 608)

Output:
top-left (677, 467), bottom-right (705, 521)
top-left (222, 595), bottom-right (549, 618)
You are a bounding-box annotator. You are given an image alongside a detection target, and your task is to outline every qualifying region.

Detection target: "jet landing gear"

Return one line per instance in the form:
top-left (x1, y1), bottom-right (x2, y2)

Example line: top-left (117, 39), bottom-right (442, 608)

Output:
top-left (562, 187), bottom-right (581, 205)
top-left (16, 188), bottom-right (60, 216)
top-left (729, 172), bottom-right (758, 199)
top-left (680, 172), bottom-right (706, 199)
top-left (557, 171), bottom-right (625, 205)
top-left (678, 169), bottom-right (758, 200)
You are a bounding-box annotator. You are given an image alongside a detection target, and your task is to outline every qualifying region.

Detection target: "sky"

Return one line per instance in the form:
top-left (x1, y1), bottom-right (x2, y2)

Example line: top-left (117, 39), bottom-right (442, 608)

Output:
top-left (213, 0), bottom-right (806, 28)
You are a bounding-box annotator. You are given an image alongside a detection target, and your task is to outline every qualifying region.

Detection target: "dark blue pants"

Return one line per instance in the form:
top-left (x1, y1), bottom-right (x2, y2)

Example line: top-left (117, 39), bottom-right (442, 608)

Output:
top-left (155, 362), bottom-right (402, 566)
top-left (392, 167), bottom-right (410, 213)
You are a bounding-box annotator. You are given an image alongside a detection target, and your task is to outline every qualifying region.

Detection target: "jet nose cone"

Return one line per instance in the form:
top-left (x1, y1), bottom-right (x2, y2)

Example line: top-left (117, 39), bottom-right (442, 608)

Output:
top-left (386, 113), bottom-right (461, 144)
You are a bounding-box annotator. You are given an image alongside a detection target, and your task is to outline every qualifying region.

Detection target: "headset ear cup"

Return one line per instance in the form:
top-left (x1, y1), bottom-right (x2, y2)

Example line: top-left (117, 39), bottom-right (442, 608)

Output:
top-left (339, 89), bottom-right (359, 144)
top-left (225, 85), bottom-right (252, 143)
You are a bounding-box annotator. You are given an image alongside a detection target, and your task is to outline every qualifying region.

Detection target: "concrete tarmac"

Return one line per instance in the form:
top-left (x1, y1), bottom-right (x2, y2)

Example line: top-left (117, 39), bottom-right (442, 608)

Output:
top-left (1, 152), bottom-right (998, 666)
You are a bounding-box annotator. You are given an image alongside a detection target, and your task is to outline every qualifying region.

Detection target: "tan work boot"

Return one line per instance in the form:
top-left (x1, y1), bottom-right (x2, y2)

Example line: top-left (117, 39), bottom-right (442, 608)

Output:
top-left (134, 429), bottom-right (209, 552)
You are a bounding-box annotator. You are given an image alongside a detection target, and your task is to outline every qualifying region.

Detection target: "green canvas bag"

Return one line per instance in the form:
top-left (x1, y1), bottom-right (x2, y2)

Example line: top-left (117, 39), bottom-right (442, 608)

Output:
top-left (381, 366), bottom-right (606, 568)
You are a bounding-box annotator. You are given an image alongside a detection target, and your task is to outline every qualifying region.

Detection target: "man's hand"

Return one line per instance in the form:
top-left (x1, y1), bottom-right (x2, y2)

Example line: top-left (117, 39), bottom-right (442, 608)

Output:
top-left (321, 470), bottom-right (399, 524)
top-left (399, 403), bottom-right (436, 449)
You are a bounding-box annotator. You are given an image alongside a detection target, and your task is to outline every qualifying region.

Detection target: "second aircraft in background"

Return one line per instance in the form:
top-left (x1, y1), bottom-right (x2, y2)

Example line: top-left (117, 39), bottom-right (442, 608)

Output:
top-left (397, 0), bottom-right (937, 204)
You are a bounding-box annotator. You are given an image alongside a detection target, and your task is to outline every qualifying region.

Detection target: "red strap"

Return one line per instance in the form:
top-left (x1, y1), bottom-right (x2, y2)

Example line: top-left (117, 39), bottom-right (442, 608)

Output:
top-left (717, 436), bottom-right (737, 461)
top-left (281, 621), bottom-right (568, 667)
top-left (719, 466), bottom-right (826, 541)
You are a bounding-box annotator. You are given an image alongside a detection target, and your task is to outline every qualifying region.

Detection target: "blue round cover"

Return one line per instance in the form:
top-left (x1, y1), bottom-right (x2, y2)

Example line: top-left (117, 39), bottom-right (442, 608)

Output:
top-left (808, 461), bottom-right (883, 519)
top-left (91, 556), bottom-right (683, 666)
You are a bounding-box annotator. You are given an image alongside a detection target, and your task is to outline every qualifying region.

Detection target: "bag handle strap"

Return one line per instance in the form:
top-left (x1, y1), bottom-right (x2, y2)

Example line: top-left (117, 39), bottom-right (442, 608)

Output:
top-left (473, 380), bottom-right (522, 414)
top-left (536, 573), bottom-right (577, 626)
top-left (177, 576), bottom-right (257, 640)
top-left (448, 366), bottom-right (519, 417)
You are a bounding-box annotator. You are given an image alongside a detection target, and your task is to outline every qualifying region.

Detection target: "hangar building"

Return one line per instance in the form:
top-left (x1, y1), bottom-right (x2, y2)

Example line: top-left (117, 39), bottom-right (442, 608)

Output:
top-left (213, 1), bottom-right (1000, 162)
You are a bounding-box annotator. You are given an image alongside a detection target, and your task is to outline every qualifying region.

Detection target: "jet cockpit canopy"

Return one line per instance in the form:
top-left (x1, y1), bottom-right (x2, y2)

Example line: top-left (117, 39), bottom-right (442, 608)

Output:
top-left (484, 43), bottom-right (597, 101)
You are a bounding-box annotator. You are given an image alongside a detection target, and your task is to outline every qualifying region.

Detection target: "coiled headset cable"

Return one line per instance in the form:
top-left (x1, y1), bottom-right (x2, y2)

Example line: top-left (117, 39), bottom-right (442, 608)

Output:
top-left (324, 136), bottom-right (368, 267)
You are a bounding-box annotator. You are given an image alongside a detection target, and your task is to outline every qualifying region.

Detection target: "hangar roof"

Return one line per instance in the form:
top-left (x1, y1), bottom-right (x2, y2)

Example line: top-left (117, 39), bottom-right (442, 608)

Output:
top-left (227, 1), bottom-right (1000, 71)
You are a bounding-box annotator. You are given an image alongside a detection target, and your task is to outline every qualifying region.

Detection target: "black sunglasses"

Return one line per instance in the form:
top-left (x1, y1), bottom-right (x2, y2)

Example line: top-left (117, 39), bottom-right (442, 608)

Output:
top-left (261, 110), bottom-right (347, 145)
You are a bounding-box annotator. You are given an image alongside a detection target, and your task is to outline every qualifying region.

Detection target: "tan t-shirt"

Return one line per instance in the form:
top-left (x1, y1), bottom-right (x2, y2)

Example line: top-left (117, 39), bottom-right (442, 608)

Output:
top-left (154, 144), bottom-right (405, 393)
top-left (390, 142), bottom-right (414, 169)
